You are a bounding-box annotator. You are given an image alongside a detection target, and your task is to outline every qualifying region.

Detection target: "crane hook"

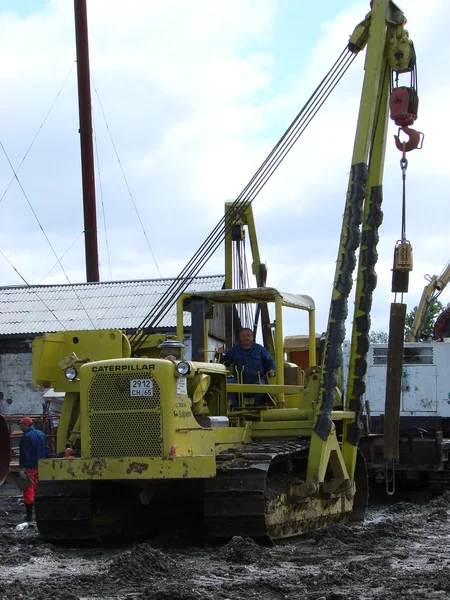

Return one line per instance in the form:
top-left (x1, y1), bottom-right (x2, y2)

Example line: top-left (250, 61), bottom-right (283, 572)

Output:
top-left (394, 126), bottom-right (424, 153)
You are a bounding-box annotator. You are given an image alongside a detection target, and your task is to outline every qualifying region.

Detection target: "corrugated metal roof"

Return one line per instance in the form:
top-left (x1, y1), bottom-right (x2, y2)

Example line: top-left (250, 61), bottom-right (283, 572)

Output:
top-left (0, 276), bottom-right (225, 336)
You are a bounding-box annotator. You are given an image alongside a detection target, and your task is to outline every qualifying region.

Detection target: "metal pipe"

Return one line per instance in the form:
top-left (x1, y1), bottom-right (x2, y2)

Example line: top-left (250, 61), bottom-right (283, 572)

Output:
top-left (260, 408), bottom-right (310, 422)
top-left (74, 0), bottom-right (100, 282)
top-left (203, 315), bottom-right (209, 363)
top-left (309, 309), bottom-right (316, 367)
top-left (275, 297), bottom-right (285, 406)
top-left (224, 204), bottom-right (234, 350)
top-left (176, 296), bottom-right (185, 356)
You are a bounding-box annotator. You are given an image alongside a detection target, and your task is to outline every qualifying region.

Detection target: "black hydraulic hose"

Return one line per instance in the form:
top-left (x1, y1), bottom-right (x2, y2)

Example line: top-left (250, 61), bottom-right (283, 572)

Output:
top-left (131, 46), bottom-right (357, 352)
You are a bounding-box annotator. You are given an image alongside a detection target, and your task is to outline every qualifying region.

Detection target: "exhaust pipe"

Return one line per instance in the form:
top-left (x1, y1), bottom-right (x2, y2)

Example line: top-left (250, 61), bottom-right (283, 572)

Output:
top-left (0, 415), bottom-right (11, 486)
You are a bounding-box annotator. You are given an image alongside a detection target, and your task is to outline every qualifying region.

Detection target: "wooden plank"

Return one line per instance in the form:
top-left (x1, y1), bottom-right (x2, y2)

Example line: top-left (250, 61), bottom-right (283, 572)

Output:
top-left (383, 302), bottom-right (407, 460)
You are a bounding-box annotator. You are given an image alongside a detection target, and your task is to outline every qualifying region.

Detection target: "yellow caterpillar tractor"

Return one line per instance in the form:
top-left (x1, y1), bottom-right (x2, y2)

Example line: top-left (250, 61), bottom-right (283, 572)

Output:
top-left (32, 0), bottom-right (421, 541)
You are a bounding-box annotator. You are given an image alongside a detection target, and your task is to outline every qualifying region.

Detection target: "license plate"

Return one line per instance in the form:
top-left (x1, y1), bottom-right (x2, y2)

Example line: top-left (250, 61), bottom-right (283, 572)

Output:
top-left (130, 379), bottom-right (154, 397)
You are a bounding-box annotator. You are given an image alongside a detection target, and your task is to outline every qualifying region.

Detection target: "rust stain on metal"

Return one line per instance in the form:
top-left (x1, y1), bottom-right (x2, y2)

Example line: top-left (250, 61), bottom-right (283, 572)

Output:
top-left (81, 458), bottom-right (107, 477)
top-left (37, 380), bottom-right (52, 388)
top-left (126, 462), bottom-right (149, 475)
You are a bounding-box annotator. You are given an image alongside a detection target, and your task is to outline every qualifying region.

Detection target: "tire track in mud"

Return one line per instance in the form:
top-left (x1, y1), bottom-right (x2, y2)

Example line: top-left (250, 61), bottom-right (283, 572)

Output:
top-left (0, 493), bottom-right (449, 600)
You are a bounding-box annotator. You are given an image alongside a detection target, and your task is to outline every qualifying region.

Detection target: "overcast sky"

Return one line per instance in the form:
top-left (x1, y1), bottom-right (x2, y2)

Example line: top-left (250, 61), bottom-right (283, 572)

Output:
top-left (0, 0), bottom-right (448, 338)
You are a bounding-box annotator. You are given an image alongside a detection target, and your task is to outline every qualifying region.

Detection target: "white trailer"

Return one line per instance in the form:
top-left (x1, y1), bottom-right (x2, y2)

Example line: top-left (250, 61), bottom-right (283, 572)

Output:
top-left (343, 341), bottom-right (450, 491)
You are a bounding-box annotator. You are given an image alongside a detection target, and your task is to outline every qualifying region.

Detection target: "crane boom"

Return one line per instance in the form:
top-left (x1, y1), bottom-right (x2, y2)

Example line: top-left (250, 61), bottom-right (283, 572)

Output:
top-left (409, 261), bottom-right (450, 341)
top-left (309, 0), bottom-right (421, 483)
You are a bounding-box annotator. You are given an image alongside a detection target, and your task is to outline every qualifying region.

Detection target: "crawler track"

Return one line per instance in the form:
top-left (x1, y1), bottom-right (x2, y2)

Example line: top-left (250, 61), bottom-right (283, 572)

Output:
top-left (35, 480), bottom-right (191, 541)
top-left (205, 441), bottom-right (366, 541)
top-left (204, 441), bottom-right (309, 541)
top-left (35, 481), bottom-right (98, 540)
top-left (36, 443), bottom-right (368, 542)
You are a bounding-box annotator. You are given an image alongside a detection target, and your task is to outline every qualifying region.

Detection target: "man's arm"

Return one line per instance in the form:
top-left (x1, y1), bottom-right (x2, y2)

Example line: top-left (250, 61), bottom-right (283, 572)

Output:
top-left (261, 346), bottom-right (276, 375)
top-left (221, 346), bottom-right (237, 368)
top-left (19, 436), bottom-right (31, 469)
top-left (44, 433), bottom-right (50, 459)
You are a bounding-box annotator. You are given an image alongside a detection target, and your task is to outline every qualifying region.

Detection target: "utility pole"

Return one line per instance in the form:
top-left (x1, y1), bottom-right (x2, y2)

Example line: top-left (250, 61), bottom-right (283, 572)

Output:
top-left (74, 0), bottom-right (100, 282)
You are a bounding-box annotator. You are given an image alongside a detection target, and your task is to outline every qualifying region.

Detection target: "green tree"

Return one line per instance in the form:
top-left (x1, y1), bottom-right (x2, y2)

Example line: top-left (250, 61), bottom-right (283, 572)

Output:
top-left (404, 300), bottom-right (445, 342)
top-left (369, 330), bottom-right (389, 344)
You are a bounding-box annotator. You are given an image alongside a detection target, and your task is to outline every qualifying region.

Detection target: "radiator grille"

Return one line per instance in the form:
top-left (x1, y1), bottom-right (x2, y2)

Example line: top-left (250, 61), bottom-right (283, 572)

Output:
top-left (88, 372), bottom-right (162, 458)
top-left (89, 412), bottom-right (162, 458)
top-left (89, 372), bottom-right (161, 411)
top-left (372, 346), bottom-right (434, 366)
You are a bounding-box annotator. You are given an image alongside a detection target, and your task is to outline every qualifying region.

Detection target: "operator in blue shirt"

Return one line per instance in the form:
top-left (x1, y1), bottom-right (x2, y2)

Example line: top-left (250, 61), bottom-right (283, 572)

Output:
top-left (221, 327), bottom-right (276, 408)
top-left (19, 417), bottom-right (50, 523)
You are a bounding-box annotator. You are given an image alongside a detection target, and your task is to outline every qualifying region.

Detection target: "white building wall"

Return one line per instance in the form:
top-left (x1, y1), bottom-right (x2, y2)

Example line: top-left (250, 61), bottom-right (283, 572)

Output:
top-left (1, 331), bottom-right (226, 417)
top-left (0, 352), bottom-right (45, 415)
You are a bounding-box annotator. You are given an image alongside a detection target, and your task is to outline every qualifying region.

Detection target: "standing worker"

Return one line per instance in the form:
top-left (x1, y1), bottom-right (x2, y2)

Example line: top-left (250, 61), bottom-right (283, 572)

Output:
top-left (221, 327), bottom-right (276, 407)
top-left (18, 417), bottom-right (49, 522)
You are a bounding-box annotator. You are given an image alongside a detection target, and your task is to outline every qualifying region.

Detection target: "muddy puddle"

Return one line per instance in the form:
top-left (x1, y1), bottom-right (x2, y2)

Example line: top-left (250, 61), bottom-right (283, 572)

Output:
top-left (1, 493), bottom-right (449, 600)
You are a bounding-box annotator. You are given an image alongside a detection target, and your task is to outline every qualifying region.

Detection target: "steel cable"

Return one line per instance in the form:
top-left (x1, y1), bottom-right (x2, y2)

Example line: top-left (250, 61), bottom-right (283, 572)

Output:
top-left (131, 47), bottom-right (355, 351)
top-left (132, 51), bottom-right (355, 351)
top-left (131, 46), bottom-right (357, 352)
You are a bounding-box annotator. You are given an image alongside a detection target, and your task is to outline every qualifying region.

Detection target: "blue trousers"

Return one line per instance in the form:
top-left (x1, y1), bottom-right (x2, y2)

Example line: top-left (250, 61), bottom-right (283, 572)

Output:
top-left (227, 376), bottom-right (266, 408)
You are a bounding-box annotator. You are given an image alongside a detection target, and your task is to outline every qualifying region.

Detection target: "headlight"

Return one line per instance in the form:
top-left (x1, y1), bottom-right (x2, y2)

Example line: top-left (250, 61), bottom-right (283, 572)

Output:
top-left (64, 366), bottom-right (78, 381)
top-left (176, 361), bottom-right (191, 376)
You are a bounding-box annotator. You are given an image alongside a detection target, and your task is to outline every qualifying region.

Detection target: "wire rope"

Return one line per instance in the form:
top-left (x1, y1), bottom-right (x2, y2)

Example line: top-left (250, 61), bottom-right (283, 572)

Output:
top-left (131, 46), bottom-right (357, 352)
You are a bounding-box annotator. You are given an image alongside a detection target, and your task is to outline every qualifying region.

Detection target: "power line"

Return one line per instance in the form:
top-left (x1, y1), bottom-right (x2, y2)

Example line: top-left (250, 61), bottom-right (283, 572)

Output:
top-left (91, 77), bottom-right (163, 278)
top-left (0, 141), bottom-right (97, 329)
top-left (0, 59), bottom-right (97, 329)
top-left (38, 231), bottom-right (85, 284)
top-left (0, 249), bottom-right (68, 331)
top-left (92, 111), bottom-right (113, 280)
top-left (0, 61), bottom-right (76, 207)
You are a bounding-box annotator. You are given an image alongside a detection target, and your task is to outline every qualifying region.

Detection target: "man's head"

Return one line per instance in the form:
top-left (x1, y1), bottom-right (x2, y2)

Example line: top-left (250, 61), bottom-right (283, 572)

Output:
top-left (239, 328), bottom-right (254, 349)
top-left (19, 417), bottom-right (33, 433)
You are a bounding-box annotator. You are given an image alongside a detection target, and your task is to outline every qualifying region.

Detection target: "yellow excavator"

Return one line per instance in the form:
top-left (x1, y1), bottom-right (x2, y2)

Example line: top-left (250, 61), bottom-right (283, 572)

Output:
top-left (408, 261), bottom-right (450, 342)
top-left (32, 0), bottom-right (421, 541)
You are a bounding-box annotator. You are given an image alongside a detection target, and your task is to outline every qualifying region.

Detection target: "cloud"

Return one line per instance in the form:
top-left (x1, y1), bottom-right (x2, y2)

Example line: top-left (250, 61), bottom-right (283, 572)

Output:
top-left (0, 0), bottom-right (449, 338)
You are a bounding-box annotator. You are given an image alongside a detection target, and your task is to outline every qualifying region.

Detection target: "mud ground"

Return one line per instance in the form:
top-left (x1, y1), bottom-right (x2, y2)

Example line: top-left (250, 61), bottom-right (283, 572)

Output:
top-left (0, 491), bottom-right (449, 600)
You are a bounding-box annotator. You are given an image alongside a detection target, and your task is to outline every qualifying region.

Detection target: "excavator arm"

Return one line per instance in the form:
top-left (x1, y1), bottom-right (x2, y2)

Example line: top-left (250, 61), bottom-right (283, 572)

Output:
top-left (409, 261), bottom-right (450, 341)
